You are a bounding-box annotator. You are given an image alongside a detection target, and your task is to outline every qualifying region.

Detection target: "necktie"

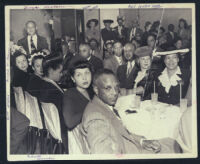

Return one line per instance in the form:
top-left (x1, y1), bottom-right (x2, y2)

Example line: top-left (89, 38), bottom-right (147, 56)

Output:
top-left (113, 108), bottom-right (120, 119)
top-left (30, 36), bottom-right (37, 54)
top-left (127, 62), bottom-right (132, 77)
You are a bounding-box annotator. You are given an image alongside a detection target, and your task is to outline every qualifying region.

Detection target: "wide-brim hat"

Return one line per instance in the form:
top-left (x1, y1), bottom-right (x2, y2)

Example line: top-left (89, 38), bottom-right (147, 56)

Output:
top-left (103, 19), bottom-right (114, 24)
top-left (135, 46), bottom-right (153, 58)
top-left (86, 19), bottom-right (99, 28)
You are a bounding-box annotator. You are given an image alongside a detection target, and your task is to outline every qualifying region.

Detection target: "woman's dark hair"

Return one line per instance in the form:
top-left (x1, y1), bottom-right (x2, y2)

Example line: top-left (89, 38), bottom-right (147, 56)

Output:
top-left (174, 37), bottom-right (182, 44)
top-left (69, 60), bottom-right (93, 77)
top-left (88, 38), bottom-right (99, 48)
top-left (42, 55), bottom-right (63, 77)
top-left (151, 21), bottom-right (160, 30)
top-left (178, 18), bottom-right (188, 29)
top-left (147, 33), bottom-right (156, 41)
top-left (144, 21), bottom-right (151, 31)
top-left (11, 50), bottom-right (27, 67)
top-left (31, 55), bottom-right (45, 67)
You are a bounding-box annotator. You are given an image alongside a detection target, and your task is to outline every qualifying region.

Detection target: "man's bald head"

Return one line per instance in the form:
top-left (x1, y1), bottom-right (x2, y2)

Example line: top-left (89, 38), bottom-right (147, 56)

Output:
top-left (93, 69), bottom-right (120, 106)
top-left (124, 43), bottom-right (136, 61)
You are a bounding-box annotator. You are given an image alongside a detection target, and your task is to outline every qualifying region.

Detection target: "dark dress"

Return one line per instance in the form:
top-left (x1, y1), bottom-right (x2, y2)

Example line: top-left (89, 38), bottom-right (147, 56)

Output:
top-left (39, 80), bottom-right (68, 153)
top-left (101, 28), bottom-right (116, 43)
top-left (155, 68), bottom-right (191, 105)
top-left (62, 88), bottom-right (91, 130)
top-left (26, 74), bottom-right (45, 98)
top-left (135, 69), bottom-right (157, 100)
top-left (10, 107), bottom-right (30, 154)
top-left (12, 67), bottom-right (30, 91)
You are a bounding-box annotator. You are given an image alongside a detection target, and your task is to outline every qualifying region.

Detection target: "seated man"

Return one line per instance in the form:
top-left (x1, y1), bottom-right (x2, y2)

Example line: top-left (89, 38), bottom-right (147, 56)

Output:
top-left (117, 43), bottom-right (139, 90)
top-left (70, 42), bottom-right (103, 73)
top-left (104, 41), bottom-right (125, 75)
top-left (81, 69), bottom-right (182, 154)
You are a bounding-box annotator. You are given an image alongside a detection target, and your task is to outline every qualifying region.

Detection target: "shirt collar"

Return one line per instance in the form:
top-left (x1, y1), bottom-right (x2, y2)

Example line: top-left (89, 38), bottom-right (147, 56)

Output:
top-left (87, 55), bottom-right (92, 61)
top-left (43, 77), bottom-right (64, 93)
top-left (115, 55), bottom-right (123, 64)
top-left (28, 34), bottom-right (37, 39)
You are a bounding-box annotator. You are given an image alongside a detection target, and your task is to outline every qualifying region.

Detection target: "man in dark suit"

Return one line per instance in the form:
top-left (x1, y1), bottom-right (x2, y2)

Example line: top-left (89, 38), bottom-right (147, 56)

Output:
top-left (113, 16), bottom-right (128, 45)
top-left (104, 41), bottom-right (125, 75)
top-left (117, 43), bottom-right (139, 89)
top-left (81, 69), bottom-right (182, 154)
top-left (166, 24), bottom-right (178, 47)
top-left (128, 19), bottom-right (143, 42)
top-left (17, 20), bottom-right (49, 57)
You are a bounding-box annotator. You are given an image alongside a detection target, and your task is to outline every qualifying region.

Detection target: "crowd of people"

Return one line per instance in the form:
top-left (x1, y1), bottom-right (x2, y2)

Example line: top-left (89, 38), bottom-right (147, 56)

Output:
top-left (10, 15), bottom-right (192, 155)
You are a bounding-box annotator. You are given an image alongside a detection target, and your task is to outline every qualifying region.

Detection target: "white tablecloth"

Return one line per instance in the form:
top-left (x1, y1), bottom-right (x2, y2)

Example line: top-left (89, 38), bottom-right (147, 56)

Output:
top-left (115, 95), bottom-right (183, 140)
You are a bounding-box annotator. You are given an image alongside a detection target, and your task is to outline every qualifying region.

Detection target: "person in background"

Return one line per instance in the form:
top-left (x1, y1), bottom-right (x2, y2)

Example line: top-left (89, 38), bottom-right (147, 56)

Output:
top-left (174, 38), bottom-right (191, 69)
top-left (166, 24), bottom-right (178, 47)
top-left (26, 55), bottom-right (45, 98)
top-left (88, 38), bottom-right (103, 60)
top-left (128, 19), bottom-right (143, 42)
top-left (149, 20), bottom-right (160, 36)
top-left (131, 39), bottom-right (141, 49)
top-left (117, 43), bottom-right (138, 91)
top-left (11, 51), bottom-right (30, 91)
top-left (39, 55), bottom-right (68, 153)
top-left (68, 37), bottom-right (77, 56)
top-left (81, 69), bottom-right (182, 154)
top-left (147, 34), bottom-right (164, 71)
top-left (156, 47), bottom-right (191, 105)
top-left (104, 40), bottom-right (114, 59)
top-left (85, 19), bottom-right (100, 42)
top-left (101, 19), bottom-right (116, 44)
top-left (113, 16), bottom-right (128, 45)
top-left (17, 20), bottom-right (49, 57)
top-left (62, 61), bottom-right (93, 153)
top-left (104, 41), bottom-right (125, 75)
top-left (134, 46), bottom-right (156, 100)
top-left (141, 21), bottom-right (152, 46)
top-left (158, 27), bottom-right (165, 38)
top-left (177, 19), bottom-right (190, 48)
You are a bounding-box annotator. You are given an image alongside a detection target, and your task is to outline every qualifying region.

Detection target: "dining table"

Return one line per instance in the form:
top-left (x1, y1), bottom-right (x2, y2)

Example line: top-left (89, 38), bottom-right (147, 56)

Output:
top-left (115, 94), bottom-right (184, 140)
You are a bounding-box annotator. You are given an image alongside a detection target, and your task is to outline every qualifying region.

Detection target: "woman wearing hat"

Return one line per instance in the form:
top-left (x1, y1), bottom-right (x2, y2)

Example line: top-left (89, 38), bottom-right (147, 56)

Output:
top-left (155, 47), bottom-right (191, 105)
top-left (133, 46), bottom-right (156, 100)
top-left (85, 19), bottom-right (100, 42)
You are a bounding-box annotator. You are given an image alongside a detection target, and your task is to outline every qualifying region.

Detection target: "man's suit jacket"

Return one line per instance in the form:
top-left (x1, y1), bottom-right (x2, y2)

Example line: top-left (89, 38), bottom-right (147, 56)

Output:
top-left (81, 96), bottom-right (181, 154)
top-left (104, 56), bottom-right (125, 75)
top-left (17, 35), bottom-right (49, 56)
top-left (166, 32), bottom-right (178, 47)
top-left (113, 26), bottom-right (129, 45)
top-left (117, 63), bottom-right (139, 89)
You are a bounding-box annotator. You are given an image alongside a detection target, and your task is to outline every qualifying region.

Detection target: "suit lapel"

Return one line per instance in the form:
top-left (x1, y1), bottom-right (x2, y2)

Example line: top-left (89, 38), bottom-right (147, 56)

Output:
top-left (23, 37), bottom-right (29, 54)
top-left (92, 96), bottom-right (134, 141)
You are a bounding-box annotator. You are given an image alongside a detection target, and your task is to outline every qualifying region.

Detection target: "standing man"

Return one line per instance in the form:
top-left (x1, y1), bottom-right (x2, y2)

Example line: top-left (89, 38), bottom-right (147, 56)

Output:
top-left (166, 24), bottom-right (178, 47)
top-left (113, 16), bottom-right (128, 45)
top-left (17, 20), bottom-right (49, 57)
top-left (81, 69), bottom-right (182, 154)
top-left (103, 41), bottom-right (125, 75)
top-left (117, 43), bottom-right (139, 89)
top-left (128, 19), bottom-right (143, 42)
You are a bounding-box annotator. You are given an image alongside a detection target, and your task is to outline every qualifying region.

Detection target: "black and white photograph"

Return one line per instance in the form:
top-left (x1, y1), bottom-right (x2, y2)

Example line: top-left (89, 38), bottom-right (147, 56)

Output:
top-left (5, 3), bottom-right (197, 160)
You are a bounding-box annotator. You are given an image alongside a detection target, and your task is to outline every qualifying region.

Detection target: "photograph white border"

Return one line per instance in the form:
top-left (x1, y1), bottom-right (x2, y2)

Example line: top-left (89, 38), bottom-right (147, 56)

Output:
top-left (5, 3), bottom-right (197, 161)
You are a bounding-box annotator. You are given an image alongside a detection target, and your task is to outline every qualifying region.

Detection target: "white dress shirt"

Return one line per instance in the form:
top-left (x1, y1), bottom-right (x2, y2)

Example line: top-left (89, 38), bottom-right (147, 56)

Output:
top-left (27, 34), bottom-right (37, 54)
top-left (127, 60), bottom-right (135, 76)
top-left (115, 55), bottom-right (123, 65)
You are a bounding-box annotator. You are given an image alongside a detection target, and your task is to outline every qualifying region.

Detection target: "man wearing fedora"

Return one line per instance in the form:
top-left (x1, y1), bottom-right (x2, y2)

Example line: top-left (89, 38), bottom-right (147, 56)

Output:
top-left (113, 16), bottom-right (129, 45)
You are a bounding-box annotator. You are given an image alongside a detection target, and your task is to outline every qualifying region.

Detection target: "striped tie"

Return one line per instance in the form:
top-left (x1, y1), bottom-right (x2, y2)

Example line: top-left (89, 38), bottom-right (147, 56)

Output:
top-left (30, 36), bottom-right (37, 54)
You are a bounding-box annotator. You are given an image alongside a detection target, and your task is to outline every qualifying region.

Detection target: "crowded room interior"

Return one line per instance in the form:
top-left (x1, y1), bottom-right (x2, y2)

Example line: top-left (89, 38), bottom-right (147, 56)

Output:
top-left (9, 7), bottom-right (194, 155)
